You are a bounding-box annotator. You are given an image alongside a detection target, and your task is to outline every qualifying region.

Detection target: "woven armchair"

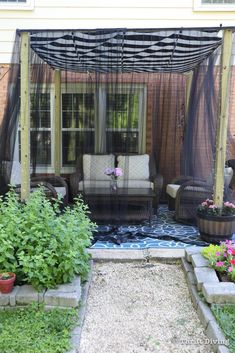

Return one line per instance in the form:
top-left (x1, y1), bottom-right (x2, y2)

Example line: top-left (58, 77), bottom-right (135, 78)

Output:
top-left (166, 166), bottom-right (234, 225)
top-left (2, 161), bottom-right (69, 205)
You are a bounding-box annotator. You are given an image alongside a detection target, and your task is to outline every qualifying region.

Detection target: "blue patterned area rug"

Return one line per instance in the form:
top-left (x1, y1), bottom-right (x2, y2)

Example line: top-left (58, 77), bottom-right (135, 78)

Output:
top-left (91, 205), bottom-right (209, 249)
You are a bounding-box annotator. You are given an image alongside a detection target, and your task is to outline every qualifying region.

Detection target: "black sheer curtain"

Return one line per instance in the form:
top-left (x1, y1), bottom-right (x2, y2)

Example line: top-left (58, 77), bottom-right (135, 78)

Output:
top-left (2, 27), bottom-right (234, 222)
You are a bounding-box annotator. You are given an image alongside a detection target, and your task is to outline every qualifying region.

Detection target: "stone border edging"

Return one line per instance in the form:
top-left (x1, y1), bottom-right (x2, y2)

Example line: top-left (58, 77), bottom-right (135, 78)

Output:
top-left (67, 260), bottom-right (94, 353)
top-left (0, 276), bottom-right (82, 309)
top-left (183, 247), bottom-right (232, 353)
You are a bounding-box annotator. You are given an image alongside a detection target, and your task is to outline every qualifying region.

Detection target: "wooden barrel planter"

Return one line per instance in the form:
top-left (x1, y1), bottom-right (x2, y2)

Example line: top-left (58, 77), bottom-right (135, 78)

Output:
top-left (197, 213), bottom-right (235, 244)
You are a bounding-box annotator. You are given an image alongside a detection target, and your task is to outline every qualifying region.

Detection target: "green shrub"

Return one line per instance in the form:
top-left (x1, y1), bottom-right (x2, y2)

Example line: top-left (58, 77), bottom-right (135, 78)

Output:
top-left (0, 188), bottom-right (96, 289)
top-left (201, 244), bottom-right (221, 260)
top-left (0, 303), bottom-right (78, 353)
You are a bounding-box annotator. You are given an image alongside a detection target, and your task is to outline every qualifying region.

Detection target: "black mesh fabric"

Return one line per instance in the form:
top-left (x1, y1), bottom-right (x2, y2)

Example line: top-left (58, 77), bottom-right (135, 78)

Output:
top-left (1, 27), bottom-right (235, 226)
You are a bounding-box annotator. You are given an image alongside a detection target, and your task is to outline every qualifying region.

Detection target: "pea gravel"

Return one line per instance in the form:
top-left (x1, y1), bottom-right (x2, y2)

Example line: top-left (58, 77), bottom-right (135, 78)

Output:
top-left (79, 261), bottom-right (214, 353)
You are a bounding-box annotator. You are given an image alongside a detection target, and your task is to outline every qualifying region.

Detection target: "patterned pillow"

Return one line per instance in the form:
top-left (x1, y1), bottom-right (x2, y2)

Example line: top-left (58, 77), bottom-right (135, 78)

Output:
top-left (83, 154), bottom-right (115, 180)
top-left (117, 154), bottom-right (150, 180)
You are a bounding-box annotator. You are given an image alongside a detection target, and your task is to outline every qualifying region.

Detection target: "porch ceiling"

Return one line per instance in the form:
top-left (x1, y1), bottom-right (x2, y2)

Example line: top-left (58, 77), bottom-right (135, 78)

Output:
top-left (25, 28), bottom-right (222, 73)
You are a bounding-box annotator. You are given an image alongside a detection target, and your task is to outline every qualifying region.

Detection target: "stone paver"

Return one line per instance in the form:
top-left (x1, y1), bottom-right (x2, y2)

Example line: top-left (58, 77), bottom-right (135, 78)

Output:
top-left (206, 321), bottom-right (229, 351)
top-left (16, 285), bottom-right (46, 305)
top-left (185, 246), bottom-right (203, 263)
top-left (45, 277), bottom-right (81, 308)
top-left (181, 257), bottom-right (194, 273)
top-left (0, 292), bottom-right (9, 306)
top-left (196, 301), bottom-right (216, 329)
top-left (217, 345), bottom-right (231, 353)
top-left (191, 253), bottom-right (209, 268)
top-left (202, 282), bottom-right (235, 304)
top-left (194, 267), bottom-right (219, 290)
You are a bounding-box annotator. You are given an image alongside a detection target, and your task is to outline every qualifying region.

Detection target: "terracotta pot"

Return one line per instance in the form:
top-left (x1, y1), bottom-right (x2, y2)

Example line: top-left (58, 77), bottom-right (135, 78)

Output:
top-left (197, 213), bottom-right (235, 244)
top-left (0, 272), bottom-right (16, 294)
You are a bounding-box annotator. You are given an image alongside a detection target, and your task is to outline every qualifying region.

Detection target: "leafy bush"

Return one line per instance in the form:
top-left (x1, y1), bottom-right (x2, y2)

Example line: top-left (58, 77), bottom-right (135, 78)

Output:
top-left (0, 188), bottom-right (96, 289)
top-left (0, 303), bottom-right (78, 353)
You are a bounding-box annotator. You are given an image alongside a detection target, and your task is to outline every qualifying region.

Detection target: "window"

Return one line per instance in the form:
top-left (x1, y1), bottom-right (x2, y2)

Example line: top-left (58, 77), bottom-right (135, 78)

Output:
top-left (18, 92), bottom-right (52, 167)
top-left (194, 0), bottom-right (235, 10)
top-left (61, 85), bottom-right (146, 167)
top-left (62, 92), bottom-right (95, 166)
top-left (0, 0), bottom-right (34, 10)
top-left (17, 85), bottom-right (146, 171)
top-left (106, 93), bottom-right (140, 153)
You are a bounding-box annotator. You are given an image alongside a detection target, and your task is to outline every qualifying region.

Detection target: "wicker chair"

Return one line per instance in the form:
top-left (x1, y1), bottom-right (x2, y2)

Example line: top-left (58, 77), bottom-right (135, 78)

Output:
top-left (70, 153), bottom-right (163, 211)
top-left (166, 167), bottom-right (234, 225)
top-left (2, 161), bottom-right (69, 205)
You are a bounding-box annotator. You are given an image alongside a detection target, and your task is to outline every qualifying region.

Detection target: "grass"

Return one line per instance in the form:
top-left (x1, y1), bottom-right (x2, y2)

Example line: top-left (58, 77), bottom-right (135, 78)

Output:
top-left (0, 303), bottom-right (78, 353)
top-left (211, 304), bottom-right (235, 353)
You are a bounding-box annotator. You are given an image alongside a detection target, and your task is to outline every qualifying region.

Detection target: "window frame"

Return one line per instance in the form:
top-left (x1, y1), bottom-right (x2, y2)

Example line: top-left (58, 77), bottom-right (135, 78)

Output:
top-left (194, 0), bottom-right (235, 11)
top-left (0, 0), bottom-right (34, 10)
top-left (16, 85), bottom-right (54, 174)
top-left (61, 83), bottom-right (147, 172)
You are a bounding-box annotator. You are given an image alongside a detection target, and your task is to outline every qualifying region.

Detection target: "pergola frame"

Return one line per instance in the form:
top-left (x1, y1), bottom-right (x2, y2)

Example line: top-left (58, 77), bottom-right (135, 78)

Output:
top-left (19, 28), bottom-right (233, 208)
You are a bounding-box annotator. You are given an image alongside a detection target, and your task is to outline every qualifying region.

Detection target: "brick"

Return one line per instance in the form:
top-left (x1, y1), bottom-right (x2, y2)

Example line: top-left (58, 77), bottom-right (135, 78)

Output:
top-left (9, 285), bottom-right (20, 306)
top-left (202, 283), bottom-right (235, 304)
top-left (16, 285), bottom-right (44, 305)
top-left (44, 276), bottom-right (81, 308)
top-left (194, 267), bottom-right (219, 291)
top-left (188, 284), bottom-right (201, 309)
top-left (186, 271), bottom-right (196, 286)
top-left (206, 321), bottom-right (229, 351)
top-left (185, 247), bottom-right (204, 263)
top-left (181, 257), bottom-right (193, 273)
top-left (191, 253), bottom-right (209, 268)
top-left (217, 346), bottom-right (231, 353)
top-left (196, 301), bottom-right (216, 329)
top-left (0, 293), bottom-right (9, 306)
top-left (44, 291), bottom-right (80, 308)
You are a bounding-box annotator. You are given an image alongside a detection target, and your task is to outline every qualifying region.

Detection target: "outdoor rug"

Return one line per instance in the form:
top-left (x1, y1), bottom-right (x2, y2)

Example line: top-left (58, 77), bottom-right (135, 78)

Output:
top-left (91, 205), bottom-right (209, 249)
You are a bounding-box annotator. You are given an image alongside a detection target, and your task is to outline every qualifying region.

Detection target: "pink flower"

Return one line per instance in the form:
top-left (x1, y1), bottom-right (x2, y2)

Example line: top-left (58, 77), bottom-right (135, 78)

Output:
top-left (216, 261), bottom-right (224, 267)
top-left (228, 267), bottom-right (233, 272)
top-left (215, 252), bottom-right (221, 257)
top-left (209, 205), bottom-right (217, 209)
top-left (114, 168), bottom-right (123, 177)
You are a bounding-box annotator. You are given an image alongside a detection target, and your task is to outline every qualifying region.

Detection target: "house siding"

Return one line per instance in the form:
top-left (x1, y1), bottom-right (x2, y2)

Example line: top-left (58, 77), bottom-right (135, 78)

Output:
top-left (0, 0), bottom-right (235, 64)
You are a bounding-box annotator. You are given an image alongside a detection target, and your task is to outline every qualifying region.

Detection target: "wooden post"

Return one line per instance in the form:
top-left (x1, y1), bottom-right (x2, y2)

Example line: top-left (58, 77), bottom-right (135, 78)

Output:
top-left (54, 70), bottom-right (61, 175)
top-left (214, 29), bottom-right (233, 207)
top-left (186, 71), bottom-right (193, 115)
top-left (20, 31), bottom-right (30, 201)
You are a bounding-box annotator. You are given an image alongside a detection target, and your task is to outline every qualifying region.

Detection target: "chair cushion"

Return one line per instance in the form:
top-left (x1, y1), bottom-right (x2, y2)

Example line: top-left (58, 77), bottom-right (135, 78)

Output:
top-left (79, 180), bottom-right (111, 190)
top-left (10, 161), bottom-right (21, 185)
top-left (83, 154), bottom-right (115, 181)
top-left (117, 179), bottom-right (154, 189)
top-left (225, 167), bottom-right (233, 187)
top-left (54, 186), bottom-right (67, 198)
top-left (117, 154), bottom-right (150, 180)
top-left (166, 184), bottom-right (180, 198)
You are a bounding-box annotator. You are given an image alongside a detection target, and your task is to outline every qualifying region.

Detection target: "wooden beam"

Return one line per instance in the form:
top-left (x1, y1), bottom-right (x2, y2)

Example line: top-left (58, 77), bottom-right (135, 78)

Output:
top-left (214, 29), bottom-right (233, 207)
top-left (20, 31), bottom-right (30, 201)
top-left (54, 70), bottom-right (61, 175)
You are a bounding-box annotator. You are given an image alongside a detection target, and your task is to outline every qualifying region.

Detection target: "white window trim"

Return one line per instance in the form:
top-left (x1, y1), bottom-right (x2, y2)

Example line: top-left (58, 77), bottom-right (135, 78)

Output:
top-left (0, 0), bottom-right (34, 10)
top-left (194, 0), bottom-right (235, 11)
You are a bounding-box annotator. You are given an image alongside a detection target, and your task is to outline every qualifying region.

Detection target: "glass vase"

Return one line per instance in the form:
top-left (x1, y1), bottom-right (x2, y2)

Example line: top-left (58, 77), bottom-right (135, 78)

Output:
top-left (110, 178), bottom-right (118, 191)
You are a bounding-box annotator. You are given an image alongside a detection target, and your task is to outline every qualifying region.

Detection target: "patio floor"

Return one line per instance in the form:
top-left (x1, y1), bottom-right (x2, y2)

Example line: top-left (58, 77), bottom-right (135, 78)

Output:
top-left (91, 205), bottom-right (210, 250)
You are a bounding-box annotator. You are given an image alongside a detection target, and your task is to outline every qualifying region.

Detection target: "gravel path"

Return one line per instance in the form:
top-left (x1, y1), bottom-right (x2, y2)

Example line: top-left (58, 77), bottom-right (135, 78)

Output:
top-left (79, 261), bottom-right (213, 353)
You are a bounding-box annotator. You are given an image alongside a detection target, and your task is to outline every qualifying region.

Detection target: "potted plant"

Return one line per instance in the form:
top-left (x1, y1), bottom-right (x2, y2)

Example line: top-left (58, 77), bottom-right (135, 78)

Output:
top-left (0, 272), bottom-right (16, 294)
top-left (197, 199), bottom-right (235, 244)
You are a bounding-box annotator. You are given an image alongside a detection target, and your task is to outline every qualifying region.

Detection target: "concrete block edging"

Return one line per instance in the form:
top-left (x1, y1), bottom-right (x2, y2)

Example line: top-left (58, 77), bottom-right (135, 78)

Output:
top-left (183, 247), bottom-right (234, 353)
